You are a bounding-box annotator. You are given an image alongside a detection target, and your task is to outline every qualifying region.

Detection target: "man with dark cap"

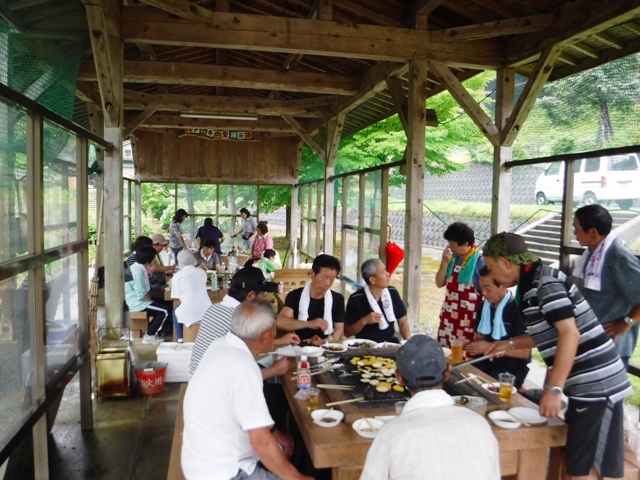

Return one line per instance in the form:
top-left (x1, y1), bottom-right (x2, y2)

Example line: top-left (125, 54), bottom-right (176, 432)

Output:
top-left (483, 232), bottom-right (631, 480)
top-left (361, 336), bottom-right (499, 480)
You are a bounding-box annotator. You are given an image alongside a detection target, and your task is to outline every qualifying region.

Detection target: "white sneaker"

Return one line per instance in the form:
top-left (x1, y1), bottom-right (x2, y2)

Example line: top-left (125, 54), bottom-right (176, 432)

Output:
top-left (142, 334), bottom-right (164, 345)
top-left (177, 338), bottom-right (184, 343)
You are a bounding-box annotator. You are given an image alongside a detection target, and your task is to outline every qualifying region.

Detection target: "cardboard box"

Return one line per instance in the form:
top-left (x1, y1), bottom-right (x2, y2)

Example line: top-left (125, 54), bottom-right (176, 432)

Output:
top-left (156, 342), bottom-right (194, 383)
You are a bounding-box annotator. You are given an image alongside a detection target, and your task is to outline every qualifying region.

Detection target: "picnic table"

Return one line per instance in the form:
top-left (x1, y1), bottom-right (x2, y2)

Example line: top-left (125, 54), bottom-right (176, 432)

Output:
top-left (282, 357), bottom-right (567, 480)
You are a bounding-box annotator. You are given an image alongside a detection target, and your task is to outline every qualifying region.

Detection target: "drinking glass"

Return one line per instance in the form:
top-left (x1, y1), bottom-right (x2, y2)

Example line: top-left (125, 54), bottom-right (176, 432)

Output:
top-left (307, 387), bottom-right (320, 413)
top-left (450, 338), bottom-right (464, 364)
top-left (395, 401), bottom-right (407, 414)
top-left (499, 373), bottom-right (516, 402)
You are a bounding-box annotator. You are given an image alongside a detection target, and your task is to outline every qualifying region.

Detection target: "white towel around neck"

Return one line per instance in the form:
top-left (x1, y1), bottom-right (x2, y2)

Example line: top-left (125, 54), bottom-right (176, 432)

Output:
top-left (573, 234), bottom-right (616, 292)
top-left (364, 285), bottom-right (396, 330)
top-left (298, 282), bottom-right (333, 335)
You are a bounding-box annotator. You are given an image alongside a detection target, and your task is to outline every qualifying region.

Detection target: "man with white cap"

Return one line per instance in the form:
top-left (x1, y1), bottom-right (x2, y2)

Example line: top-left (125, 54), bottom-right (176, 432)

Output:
top-left (361, 335), bottom-right (499, 480)
top-left (483, 232), bottom-right (631, 480)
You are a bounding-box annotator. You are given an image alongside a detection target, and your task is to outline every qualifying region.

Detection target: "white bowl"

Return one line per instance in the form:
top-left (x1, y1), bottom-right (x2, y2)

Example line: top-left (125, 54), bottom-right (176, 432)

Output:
top-left (352, 418), bottom-right (385, 438)
top-left (488, 411), bottom-right (521, 429)
top-left (301, 346), bottom-right (325, 358)
top-left (452, 395), bottom-right (487, 415)
top-left (481, 382), bottom-right (516, 396)
top-left (311, 409), bottom-right (344, 427)
top-left (342, 339), bottom-right (379, 349)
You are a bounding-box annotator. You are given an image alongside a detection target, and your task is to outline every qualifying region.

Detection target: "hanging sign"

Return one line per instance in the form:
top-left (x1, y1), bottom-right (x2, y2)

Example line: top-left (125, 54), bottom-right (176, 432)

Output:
top-left (180, 128), bottom-right (259, 141)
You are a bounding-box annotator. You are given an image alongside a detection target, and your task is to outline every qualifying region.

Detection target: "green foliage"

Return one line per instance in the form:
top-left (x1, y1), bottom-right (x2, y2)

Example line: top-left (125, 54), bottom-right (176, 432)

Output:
top-left (141, 183), bottom-right (174, 220)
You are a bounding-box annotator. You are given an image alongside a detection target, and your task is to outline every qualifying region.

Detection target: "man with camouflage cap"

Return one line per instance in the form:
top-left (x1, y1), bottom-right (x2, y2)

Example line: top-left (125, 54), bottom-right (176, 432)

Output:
top-left (483, 232), bottom-right (631, 480)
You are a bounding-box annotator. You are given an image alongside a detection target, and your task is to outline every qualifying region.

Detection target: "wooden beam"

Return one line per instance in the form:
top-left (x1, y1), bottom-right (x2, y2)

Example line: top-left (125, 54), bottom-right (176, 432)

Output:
top-left (121, 6), bottom-right (504, 66)
top-left (121, 89), bottom-right (333, 117)
top-left (428, 60), bottom-right (499, 147)
top-left (123, 108), bottom-right (155, 138)
top-left (502, 45), bottom-right (563, 145)
top-left (410, 0), bottom-right (446, 16)
top-left (79, 60), bottom-right (361, 95)
top-left (430, 14), bottom-right (553, 43)
top-left (318, 0), bottom-right (332, 21)
top-left (216, 0), bottom-right (229, 96)
top-left (82, 0), bottom-right (121, 38)
top-left (336, 0), bottom-right (406, 28)
top-left (138, 114), bottom-right (299, 133)
top-left (385, 77), bottom-right (408, 132)
top-left (84, 4), bottom-right (120, 127)
top-left (323, 111), bottom-right (343, 255)
top-left (593, 31), bottom-right (625, 49)
top-left (506, 1), bottom-right (640, 66)
top-left (76, 81), bottom-right (101, 105)
top-left (282, 114), bottom-right (326, 158)
top-left (325, 112), bottom-right (345, 167)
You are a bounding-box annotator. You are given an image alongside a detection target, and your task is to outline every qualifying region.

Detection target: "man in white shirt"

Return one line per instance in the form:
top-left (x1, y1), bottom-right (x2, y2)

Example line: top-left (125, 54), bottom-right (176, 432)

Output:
top-left (361, 335), bottom-right (500, 480)
top-left (182, 301), bottom-right (312, 480)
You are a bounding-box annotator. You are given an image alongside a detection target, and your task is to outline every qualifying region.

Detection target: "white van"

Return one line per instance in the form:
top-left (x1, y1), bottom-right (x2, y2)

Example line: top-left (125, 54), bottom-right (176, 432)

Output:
top-left (534, 153), bottom-right (640, 209)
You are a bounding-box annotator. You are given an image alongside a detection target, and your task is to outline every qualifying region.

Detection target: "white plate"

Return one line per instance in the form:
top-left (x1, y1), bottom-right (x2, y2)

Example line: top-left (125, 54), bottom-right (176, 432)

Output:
top-left (508, 407), bottom-right (547, 425)
top-left (377, 341), bottom-right (401, 349)
top-left (342, 339), bottom-right (379, 349)
top-left (301, 346), bottom-right (325, 358)
top-left (352, 418), bottom-right (385, 438)
top-left (451, 395), bottom-right (487, 409)
top-left (322, 343), bottom-right (348, 353)
top-left (206, 270), bottom-right (216, 274)
top-left (481, 382), bottom-right (516, 396)
top-left (488, 411), bottom-right (521, 429)
top-left (274, 345), bottom-right (303, 357)
top-left (311, 409), bottom-right (344, 427)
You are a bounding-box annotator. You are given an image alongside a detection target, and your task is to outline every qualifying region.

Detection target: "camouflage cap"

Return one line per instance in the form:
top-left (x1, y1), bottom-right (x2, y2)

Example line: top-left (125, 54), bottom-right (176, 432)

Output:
top-left (482, 232), bottom-right (539, 265)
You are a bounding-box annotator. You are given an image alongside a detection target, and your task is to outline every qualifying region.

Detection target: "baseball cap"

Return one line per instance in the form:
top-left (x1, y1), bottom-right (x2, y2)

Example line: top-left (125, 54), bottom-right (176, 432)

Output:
top-left (396, 336), bottom-right (447, 388)
top-left (482, 232), bottom-right (539, 265)
top-left (231, 266), bottom-right (278, 292)
top-left (151, 233), bottom-right (168, 245)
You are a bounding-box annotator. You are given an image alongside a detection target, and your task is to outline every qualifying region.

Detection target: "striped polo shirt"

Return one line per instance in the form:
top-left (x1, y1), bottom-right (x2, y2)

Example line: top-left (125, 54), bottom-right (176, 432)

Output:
top-left (518, 262), bottom-right (631, 403)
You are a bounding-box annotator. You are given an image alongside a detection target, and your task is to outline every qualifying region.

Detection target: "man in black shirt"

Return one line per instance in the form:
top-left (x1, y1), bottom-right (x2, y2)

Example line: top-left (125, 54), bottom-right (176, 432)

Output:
top-left (464, 266), bottom-right (530, 388)
top-left (345, 259), bottom-right (410, 343)
top-left (277, 254), bottom-right (345, 345)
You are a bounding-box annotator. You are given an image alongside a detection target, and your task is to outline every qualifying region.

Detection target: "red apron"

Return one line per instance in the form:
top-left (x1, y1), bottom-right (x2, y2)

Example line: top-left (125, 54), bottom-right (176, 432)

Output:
top-left (438, 264), bottom-right (482, 361)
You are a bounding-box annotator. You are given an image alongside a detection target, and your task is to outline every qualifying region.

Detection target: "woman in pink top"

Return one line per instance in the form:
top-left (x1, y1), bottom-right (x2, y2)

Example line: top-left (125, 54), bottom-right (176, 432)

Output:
top-left (251, 223), bottom-right (274, 259)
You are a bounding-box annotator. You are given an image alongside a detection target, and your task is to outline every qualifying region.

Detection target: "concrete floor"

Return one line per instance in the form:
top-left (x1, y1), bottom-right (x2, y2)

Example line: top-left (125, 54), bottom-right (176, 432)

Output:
top-left (46, 342), bottom-right (181, 480)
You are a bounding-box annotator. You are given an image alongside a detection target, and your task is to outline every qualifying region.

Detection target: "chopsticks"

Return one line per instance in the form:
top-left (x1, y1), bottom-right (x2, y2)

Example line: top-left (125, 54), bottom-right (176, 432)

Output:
top-left (451, 351), bottom-right (506, 370)
top-left (455, 373), bottom-right (479, 385)
top-left (316, 384), bottom-right (356, 390)
top-left (326, 397), bottom-right (365, 407)
top-left (502, 409), bottom-right (531, 427)
top-left (290, 369), bottom-right (328, 381)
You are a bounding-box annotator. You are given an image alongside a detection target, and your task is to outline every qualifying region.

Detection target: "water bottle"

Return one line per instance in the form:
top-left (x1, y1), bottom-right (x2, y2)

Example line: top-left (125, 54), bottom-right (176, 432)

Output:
top-left (278, 282), bottom-right (284, 294)
top-left (297, 355), bottom-right (311, 389)
top-left (210, 273), bottom-right (218, 291)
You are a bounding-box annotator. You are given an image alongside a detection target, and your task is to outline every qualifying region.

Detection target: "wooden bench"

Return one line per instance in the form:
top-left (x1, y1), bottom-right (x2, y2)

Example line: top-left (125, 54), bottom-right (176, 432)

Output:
top-left (129, 312), bottom-right (149, 338)
top-left (167, 383), bottom-right (187, 480)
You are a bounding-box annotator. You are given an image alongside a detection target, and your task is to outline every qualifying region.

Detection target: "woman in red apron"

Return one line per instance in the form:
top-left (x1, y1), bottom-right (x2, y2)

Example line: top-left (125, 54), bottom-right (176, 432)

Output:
top-left (435, 222), bottom-right (484, 360)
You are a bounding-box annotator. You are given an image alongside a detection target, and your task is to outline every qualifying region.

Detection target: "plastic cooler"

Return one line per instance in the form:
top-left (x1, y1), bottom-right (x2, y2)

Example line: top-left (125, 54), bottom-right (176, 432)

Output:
top-left (156, 342), bottom-right (194, 382)
top-left (134, 361), bottom-right (168, 394)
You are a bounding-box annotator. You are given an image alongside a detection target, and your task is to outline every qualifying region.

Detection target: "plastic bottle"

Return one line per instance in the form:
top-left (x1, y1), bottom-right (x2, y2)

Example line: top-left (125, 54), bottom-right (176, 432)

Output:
top-left (297, 355), bottom-right (311, 389)
top-left (210, 273), bottom-right (218, 291)
top-left (278, 281), bottom-right (284, 294)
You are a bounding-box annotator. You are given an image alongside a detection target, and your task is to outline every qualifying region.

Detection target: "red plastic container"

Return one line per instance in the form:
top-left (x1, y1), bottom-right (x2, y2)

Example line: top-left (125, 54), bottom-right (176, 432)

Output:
top-left (135, 364), bottom-right (167, 395)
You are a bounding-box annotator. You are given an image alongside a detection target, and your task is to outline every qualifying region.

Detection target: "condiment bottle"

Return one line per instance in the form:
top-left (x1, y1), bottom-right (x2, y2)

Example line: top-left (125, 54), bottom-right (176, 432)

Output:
top-left (297, 355), bottom-right (311, 389)
top-left (278, 282), bottom-right (284, 294)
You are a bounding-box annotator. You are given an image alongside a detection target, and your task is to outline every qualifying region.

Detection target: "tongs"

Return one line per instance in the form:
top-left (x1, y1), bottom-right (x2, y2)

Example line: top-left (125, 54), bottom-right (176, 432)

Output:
top-left (450, 351), bottom-right (505, 370)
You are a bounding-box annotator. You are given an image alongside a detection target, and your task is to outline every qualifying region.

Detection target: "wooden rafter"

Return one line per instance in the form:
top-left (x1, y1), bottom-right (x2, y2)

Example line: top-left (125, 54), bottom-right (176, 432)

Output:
top-left (83, 1), bottom-right (121, 127)
top-left (410, 0), bottom-right (447, 17)
top-left (385, 77), bottom-right (408, 132)
top-left (430, 14), bottom-right (553, 43)
top-left (325, 112), bottom-right (345, 166)
top-left (506, 0), bottom-right (640, 65)
top-left (428, 60), bottom-right (499, 147)
top-left (121, 6), bottom-right (504, 67)
top-left (502, 44), bottom-right (564, 145)
top-left (216, 0), bottom-right (229, 96)
top-left (282, 114), bottom-right (326, 158)
top-left (79, 60), bottom-right (361, 95)
top-left (336, 0), bottom-right (405, 27)
top-left (121, 89), bottom-right (335, 117)
top-left (123, 108), bottom-right (155, 138)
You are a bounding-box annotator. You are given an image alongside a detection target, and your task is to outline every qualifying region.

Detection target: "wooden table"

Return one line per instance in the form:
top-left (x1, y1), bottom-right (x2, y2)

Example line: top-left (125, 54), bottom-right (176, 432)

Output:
top-left (283, 361), bottom-right (567, 480)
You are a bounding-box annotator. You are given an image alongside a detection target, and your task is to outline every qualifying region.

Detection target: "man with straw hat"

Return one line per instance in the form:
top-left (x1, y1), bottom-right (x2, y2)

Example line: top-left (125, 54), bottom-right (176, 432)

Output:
top-left (483, 232), bottom-right (631, 480)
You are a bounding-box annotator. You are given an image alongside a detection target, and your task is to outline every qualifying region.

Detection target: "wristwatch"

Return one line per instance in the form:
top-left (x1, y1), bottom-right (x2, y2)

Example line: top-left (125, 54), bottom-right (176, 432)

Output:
top-left (624, 316), bottom-right (635, 326)
top-left (544, 384), bottom-right (563, 395)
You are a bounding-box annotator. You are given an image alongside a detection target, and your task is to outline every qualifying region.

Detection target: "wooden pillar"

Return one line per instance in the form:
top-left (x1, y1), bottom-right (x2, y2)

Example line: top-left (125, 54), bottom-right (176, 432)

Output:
top-left (323, 114), bottom-right (343, 256)
top-left (134, 180), bottom-right (141, 237)
top-left (403, 59), bottom-right (428, 332)
top-left (491, 68), bottom-right (515, 234)
top-left (289, 185), bottom-right (299, 267)
top-left (104, 128), bottom-right (124, 334)
top-left (560, 160), bottom-right (576, 272)
top-left (77, 136), bottom-right (93, 430)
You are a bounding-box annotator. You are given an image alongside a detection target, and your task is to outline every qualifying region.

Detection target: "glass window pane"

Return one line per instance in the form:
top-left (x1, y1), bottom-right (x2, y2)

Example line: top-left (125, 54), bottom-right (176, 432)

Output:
top-left (364, 171), bottom-right (382, 232)
top-left (346, 176), bottom-right (359, 227)
top-left (0, 273), bottom-right (33, 446)
top-left (343, 229), bottom-right (359, 284)
top-left (43, 122), bottom-right (77, 249)
top-left (45, 255), bottom-right (79, 378)
top-left (0, 102), bottom-right (28, 261)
